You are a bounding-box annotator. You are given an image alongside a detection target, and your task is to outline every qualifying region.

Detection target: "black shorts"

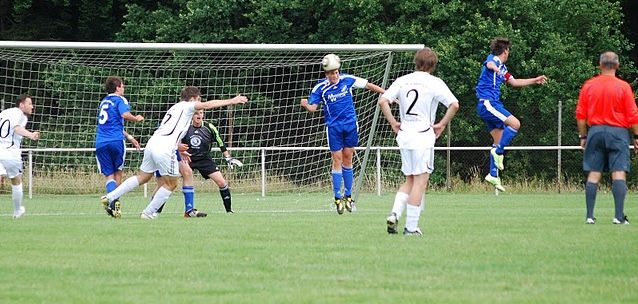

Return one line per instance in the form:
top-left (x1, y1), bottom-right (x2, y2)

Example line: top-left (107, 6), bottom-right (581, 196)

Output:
top-left (189, 156), bottom-right (220, 179)
top-left (583, 125), bottom-right (631, 173)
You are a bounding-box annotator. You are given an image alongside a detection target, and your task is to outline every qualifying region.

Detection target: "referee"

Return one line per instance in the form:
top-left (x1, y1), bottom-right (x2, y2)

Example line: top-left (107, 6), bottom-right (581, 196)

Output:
top-left (576, 51), bottom-right (638, 225)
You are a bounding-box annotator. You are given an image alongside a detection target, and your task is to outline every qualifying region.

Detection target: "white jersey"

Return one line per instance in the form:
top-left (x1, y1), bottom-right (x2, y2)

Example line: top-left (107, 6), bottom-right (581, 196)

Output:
top-left (382, 71), bottom-right (458, 149)
top-left (147, 101), bottom-right (196, 150)
top-left (0, 107), bottom-right (28, 151)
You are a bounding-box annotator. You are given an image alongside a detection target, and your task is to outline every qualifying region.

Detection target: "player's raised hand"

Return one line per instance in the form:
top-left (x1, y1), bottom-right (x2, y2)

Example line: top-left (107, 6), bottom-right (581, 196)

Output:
top-left (300, 98), bottom-right (309, 108)
top-left (232, 95), bottom-right (248, 104)
top-left (535, 75), bottom-right (548, 85)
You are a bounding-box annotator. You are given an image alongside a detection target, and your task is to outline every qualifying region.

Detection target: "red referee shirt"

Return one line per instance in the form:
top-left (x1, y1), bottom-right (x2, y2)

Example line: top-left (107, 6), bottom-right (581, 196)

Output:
top-left (575, 74), bottom-right (638, 128)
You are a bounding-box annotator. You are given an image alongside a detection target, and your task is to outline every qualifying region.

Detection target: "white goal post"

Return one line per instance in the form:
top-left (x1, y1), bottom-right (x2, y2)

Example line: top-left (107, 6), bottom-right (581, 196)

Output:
top-left (0, 41), bottom-right (423, 203)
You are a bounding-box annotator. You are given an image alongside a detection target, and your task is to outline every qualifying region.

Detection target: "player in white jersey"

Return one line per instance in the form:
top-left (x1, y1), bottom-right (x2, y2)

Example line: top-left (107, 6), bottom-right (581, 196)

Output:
top-left (100, 86), bottom-right (247, 219)
top-left (378, 48), bottom-right (459, 235)
top-left (0, 95), bottom-right (40, 219)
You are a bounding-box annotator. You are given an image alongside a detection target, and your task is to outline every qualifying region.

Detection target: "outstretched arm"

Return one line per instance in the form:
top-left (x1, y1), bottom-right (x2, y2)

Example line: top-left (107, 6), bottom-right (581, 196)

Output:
top-left (365, 82), bottom-right (385, 94)
top-left (196, 95), bottom-right (248, 110)
top-left (507, 75), bottom-right (547, 87)
top-left (122, 112), bottom-right (144, 122)
top-left (14, 125), bottom-right (39, 140)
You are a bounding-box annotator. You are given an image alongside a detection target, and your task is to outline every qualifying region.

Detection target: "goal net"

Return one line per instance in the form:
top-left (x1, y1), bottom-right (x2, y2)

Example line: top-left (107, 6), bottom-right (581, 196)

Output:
top-left (0, 42), bottom-right (422, 208)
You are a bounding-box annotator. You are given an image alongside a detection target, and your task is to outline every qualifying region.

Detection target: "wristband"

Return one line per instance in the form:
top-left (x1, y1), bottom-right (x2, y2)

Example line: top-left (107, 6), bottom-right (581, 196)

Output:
top-left (579, 135), bottom-right (587, 140)
top-left (127, 135), bottom-right (134, 140)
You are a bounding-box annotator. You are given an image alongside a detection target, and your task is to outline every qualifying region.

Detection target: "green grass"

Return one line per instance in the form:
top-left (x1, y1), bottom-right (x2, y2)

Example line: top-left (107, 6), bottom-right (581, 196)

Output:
top-left (0, 192), bottom-right (636, 303)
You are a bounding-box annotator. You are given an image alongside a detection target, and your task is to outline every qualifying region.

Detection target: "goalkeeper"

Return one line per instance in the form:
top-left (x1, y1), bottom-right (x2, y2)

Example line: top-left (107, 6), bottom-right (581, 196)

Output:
top-left (158, 109), bottom-right (242, 215)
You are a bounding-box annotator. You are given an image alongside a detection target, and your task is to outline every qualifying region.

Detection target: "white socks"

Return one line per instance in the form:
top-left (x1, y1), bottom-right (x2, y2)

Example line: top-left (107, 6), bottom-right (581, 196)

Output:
top-left (12, 184), bottom-right (23, 211)
top-left (106, 176), bottom-right (139, 202)
top-left (144, 186), bottom-right (172, 215)
top-left (392, 192), bottom-right (409, 219)
top-left (405, 204), bottom-right (422, 231)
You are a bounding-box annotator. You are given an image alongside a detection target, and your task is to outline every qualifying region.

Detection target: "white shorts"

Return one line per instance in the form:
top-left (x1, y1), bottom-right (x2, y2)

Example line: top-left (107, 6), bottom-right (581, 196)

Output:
top-left (139, 145), bottom-right (180, 177)
top-left (400, 148), bottom-right (434, 176)
top-left (0, 149), bottom-right (23, 178)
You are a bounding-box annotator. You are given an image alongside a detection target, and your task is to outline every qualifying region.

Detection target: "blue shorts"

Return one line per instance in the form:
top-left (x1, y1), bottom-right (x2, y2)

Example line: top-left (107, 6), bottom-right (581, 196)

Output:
top-left (96, 140), bottom-right (125, 176)
top-left (477, 99), bottom-right (511, 131)
top-left (155, 150), bottom-right (182, 177)
top-left (583, 125), bottom-right (631, 173)
top-left (327, 122), bottom-right (358, 152)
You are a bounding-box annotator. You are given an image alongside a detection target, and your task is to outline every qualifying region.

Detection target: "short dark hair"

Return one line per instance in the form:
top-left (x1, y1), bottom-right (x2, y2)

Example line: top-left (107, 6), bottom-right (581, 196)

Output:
top-left (105, 76), bottom-right (123, 94)
top-left (414, 47), bottom-right (438, 73)
top-left (490, 37), bottom-right (511, 56)
top-left (599, 51), bottom-right (620, 69)
top-left (181, 86), bottom-right (201, 101)
top-left (15, 94), bottom-right (31, 107)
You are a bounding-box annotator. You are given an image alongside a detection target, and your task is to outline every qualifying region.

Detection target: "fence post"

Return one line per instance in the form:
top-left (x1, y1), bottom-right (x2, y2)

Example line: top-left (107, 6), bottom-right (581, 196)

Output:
top-left (446, 123), bottom-right (452, 191)
top-left (557, 100), bottom-right (562, 194)
top-left (261, 148), bottom-right (266, 197)
top-left (376, 147), bottom-right (381, 196)
top-left (28, 150), bottom-right (33, 199)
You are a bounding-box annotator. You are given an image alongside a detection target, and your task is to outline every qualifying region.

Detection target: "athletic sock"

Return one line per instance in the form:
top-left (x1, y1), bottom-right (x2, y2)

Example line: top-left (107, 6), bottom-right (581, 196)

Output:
top-left (105, 179), bottom-right (117, 193)
top-left (342, 166), bottom-right (354, 197)
top-left (183, 186), bottom-right (194, 212)
top-left (496, 126), bottom-right (518, 154)
top-left (611, 179), bottom-right (627, 221)
top-left (392, 192), bottom-right (409, 219)
top-left (585, 182), bottom-right (597, 219)
top-left (106, 176), bottom-right (139, 202)
top-left (219, 185), bottom-right (232, 212)
top-left (144, 186), bottom-right (172, 215)
top-left (12, 184), bottom-right (23, 211)
top-left (331, 170), bottom-right (343, 199)
top-left (405, 204), bottom-right (421, 231)
top-left (490, 144), bottom-right (499, 177)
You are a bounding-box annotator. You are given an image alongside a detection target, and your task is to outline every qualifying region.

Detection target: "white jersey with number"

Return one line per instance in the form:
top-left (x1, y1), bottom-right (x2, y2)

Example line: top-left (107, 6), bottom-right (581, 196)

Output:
top-left (0, 107), bottom-right (28, 152)
top-left (381, 71), bottom-right (458, 149)
top-left (147, 101), bottom-right (197, 150)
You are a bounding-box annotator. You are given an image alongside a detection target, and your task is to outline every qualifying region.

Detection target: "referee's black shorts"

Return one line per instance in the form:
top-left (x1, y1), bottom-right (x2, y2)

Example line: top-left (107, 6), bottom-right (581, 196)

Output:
top-left (583, 125), bottom-right (631, 173)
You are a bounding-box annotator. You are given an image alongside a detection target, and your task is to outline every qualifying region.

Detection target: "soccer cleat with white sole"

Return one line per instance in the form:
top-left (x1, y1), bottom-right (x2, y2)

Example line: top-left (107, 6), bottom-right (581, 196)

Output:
top-left (585, 217), bottom-right (596, 224)
top-left (140, 211), bottom-right (156, 220)
top-left (490, 148), bottom-right (504, 170)
top-left (13, 206), bottom-right (26, 219)
top-left (484, 174), bottom-right (506, 192)
top-left (612, 215), bottom-right (629, 225)
top-left (403, 227), bottom-right (423, 236)
top-left (386, 213), bottom-right (398, 234)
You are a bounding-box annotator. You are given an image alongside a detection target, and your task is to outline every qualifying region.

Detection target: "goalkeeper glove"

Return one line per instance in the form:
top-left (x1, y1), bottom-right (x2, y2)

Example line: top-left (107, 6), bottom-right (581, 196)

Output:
top-left (225, 156), bottom-right (243, 169)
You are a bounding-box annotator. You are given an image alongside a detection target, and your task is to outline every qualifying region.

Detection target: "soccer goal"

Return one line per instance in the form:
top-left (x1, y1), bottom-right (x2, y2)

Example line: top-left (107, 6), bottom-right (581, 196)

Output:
top-left (0, 41), bottom-right (422, 205)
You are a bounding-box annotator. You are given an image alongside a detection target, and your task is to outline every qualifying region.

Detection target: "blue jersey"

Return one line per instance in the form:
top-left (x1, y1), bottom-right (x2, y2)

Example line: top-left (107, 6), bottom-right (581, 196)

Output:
top-left (95, 94), bottom-right (130, 145)
top-left (475, 54), bottom-right (513, 103)
top-left (308, 73), bottom-right (368, 127)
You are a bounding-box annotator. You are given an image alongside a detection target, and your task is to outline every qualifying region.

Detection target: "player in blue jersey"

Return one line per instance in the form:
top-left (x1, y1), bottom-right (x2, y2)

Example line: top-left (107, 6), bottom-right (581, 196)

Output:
top-left (95, 76), bottom-right (144, 217)
top-left (300, 54), bottom-right (385, 214)
top-left (475, 38), bottom-right (547, 192)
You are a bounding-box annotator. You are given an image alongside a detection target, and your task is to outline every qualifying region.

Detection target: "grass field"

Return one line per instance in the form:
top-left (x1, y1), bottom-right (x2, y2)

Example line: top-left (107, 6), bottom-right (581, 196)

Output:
top-left (0, 191), bottom-right (636, 303)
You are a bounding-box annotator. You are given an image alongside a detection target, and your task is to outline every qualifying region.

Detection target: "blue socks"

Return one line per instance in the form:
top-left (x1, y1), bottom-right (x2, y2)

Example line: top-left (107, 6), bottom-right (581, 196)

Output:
top-left (585, 182), bottom-right (597, 219)
top-left (496, 126), bottom-right (518, 154)
top-left (342, 166), bottom-right (353, 197)
top-left (183, 186), bottom-right (194, 212)
top-left (105, 179), bottom-right (117, 193)
top-left (611, 180), bottom-right (627, 221)
top-left (331, 170), bottom-right (343, 199)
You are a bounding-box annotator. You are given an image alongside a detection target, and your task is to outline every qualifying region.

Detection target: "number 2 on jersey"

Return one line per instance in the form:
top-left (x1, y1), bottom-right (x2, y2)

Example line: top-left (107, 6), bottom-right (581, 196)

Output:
top-left (406, 89), bottom-right (419, 116)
